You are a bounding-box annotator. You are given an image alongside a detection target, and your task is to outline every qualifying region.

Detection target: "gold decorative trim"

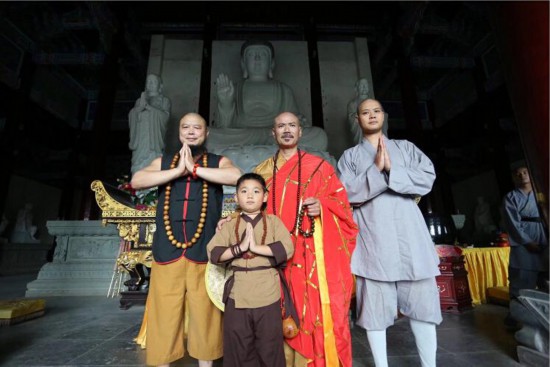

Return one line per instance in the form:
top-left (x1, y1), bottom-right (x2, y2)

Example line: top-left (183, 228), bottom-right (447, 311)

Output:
top-left (91, 180), bottom-right (156, 218)
top-left (117, 250), bottom-right (153, 271)
top-left (91, 180), bottom-right (156, 248)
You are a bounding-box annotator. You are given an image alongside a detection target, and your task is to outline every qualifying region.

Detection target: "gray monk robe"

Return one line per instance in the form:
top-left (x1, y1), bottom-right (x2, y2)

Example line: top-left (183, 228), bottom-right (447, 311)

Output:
top-left (503, 189), bottom-right (548, 271)
top-left (337, 137), bottom-right (440, 281)
top-left (502, 188), bottom-right (548, 297)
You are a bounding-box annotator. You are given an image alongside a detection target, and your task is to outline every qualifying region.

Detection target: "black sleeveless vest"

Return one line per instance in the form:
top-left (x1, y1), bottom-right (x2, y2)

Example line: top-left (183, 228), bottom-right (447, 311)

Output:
top-left (152, 153), bottom-right (224, 263)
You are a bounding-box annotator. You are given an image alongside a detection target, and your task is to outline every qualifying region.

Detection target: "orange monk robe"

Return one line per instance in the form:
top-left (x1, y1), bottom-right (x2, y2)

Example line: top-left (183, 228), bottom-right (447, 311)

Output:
top-left (255, 151), bottom-right (358, 367)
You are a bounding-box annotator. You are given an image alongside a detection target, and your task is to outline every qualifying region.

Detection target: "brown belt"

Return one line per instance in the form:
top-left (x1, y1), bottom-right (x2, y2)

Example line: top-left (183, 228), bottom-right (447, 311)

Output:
top-left (521, 216), bottom-right (541, 222)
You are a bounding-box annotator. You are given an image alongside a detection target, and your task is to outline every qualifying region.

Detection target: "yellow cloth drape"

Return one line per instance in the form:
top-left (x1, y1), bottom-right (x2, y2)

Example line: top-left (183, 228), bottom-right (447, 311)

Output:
top-left (462, 247), bottom-right (510, 305)
top-left (312, 217), bottom-right (338, 367)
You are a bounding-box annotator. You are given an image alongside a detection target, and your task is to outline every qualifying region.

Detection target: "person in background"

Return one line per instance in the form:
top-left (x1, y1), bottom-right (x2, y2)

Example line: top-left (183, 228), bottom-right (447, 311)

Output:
top-left (502, 166), bottom-right (548, 304)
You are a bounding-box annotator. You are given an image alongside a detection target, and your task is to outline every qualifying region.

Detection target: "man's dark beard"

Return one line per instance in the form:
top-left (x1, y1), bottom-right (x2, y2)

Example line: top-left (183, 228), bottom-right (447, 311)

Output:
top-left (190, 143), bottom-right (206, 157)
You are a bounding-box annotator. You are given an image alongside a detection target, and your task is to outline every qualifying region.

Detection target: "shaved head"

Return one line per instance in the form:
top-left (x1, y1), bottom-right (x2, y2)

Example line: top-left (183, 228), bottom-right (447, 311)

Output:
top-left (180, 112), bottom-right (207, 128)
top-left (357, 98), bottom-right (384, 115)
top-left (274, 112), bottom-right (301, 127)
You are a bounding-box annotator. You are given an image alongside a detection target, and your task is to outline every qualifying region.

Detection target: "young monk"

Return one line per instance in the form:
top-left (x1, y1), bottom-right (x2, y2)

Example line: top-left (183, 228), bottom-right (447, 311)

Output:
top-left (207, 173), bottom-right (295, 367)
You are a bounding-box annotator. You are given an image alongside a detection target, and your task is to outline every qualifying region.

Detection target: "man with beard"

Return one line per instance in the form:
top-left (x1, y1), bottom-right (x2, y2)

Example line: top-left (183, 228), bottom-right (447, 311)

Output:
top-left (253, 112), bottom-right (358, 367)
top-left (337, 99), bottom-right (441, 367)
top-left (131, 112), bottom-right (241, 367)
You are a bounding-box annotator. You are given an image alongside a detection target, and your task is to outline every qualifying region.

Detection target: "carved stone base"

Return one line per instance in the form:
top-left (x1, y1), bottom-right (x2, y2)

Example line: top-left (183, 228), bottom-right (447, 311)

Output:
top-left (26, 263), bottom-right (119, 297)
top-left (511, 289), bottom-right (550, 365)
top-left (25, 221), bottom-right (120, 297)
top-left (517, 345), bottom-right (549, 367)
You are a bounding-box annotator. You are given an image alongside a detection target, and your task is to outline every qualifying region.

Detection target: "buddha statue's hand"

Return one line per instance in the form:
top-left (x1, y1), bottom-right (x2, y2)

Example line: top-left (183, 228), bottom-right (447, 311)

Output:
top-left (216, 73), bottom-right (235, 106)
top-left (137, 92), bottom-right (147, 110)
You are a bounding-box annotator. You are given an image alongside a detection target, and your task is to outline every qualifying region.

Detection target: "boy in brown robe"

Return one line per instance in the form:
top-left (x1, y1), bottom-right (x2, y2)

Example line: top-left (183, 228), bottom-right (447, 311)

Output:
top-left (207, 173), bottom-right (294, 367)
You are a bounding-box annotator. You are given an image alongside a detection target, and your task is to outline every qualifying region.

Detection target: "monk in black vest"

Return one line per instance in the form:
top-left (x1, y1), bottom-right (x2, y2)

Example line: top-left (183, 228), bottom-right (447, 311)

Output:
top-left (131, 113), bottom-right (241, 367)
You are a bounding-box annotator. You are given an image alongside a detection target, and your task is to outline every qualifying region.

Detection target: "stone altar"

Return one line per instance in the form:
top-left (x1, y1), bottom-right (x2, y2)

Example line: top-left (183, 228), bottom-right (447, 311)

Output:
top-left (26, 220), bottom-right (120, 297)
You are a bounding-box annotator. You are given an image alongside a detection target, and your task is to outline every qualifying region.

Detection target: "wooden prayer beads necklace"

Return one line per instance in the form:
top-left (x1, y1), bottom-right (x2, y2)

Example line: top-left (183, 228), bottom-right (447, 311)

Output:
top-left (297, 206), bottom-right (315, 238)
top-left (271, 149), bottom-right (314, 237)
top-left (234, 212), bottom-right (268, 259)
top-left (164, 153), bottom-right (208, 249)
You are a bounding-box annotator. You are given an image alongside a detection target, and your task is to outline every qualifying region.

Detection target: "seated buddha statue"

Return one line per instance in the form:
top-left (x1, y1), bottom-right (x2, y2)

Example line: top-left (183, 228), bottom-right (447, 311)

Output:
top-left (207, 40), bottom-right (327, 151)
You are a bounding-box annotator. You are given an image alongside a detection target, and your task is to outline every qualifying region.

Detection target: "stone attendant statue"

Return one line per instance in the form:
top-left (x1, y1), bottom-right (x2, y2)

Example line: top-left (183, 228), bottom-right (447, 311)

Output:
top-left (128, 74), bottom-right (171, 174)
top-left (474, 196), bottom-right (496, 235)
top-left (347, 78), bottom-right (388, 143)
top-left (209, 40), bottom-right (328, 151)
top-left (10, 203), bottom-right (39, 243)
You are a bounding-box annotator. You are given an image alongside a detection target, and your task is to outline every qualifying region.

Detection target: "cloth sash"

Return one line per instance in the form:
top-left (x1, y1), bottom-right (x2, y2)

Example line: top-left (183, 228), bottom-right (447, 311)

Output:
top-left (521, 216), bottom-right (541, 222)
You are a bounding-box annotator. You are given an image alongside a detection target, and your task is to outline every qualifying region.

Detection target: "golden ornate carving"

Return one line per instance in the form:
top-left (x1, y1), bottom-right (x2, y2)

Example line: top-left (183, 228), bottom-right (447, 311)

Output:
top-left (91, 180), bottom-right (156, 274)
top-left (91, 180), bottom-right (155, 218)
top-left (90, 180), bottom-right (156, 249)
top-left (117, 250), bottom-right (153, 271)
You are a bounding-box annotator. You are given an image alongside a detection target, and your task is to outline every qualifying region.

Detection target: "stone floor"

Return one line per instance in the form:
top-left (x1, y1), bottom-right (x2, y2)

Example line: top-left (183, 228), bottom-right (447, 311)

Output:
top-left (0, 273), bottom-right (521, 367)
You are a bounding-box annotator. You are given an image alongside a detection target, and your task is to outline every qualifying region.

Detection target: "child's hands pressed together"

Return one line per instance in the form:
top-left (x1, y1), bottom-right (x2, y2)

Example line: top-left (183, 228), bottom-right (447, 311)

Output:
top-left (246, 222), bottom-right (258, 252)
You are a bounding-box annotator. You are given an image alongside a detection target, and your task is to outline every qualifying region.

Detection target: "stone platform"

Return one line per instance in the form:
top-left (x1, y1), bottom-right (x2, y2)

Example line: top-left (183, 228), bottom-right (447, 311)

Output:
top-left (25, 221), bottom-right (121, 297)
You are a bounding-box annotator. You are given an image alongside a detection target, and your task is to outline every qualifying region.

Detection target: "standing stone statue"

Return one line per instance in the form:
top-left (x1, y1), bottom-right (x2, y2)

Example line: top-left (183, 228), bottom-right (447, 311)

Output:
top-left (209, 40), bottom-right (327, 151)
top-left (474, 196), bottom-right (496, 235)
top-left (10, 203), bottom-right (39, 243)
top-left (347, 78), bottom-right (388, 143)
top-left (128, 74), bottom-right (171, 174)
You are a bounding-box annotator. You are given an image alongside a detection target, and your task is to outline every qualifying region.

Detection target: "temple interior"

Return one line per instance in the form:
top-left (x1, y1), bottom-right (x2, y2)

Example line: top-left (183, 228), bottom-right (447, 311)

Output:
top-left (0, 2), bottom-right (547, 367)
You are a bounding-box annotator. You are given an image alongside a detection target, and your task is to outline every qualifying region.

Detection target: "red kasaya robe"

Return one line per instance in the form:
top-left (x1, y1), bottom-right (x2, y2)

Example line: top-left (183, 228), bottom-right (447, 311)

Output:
top-left (256, 150), bottom-right (358, 367)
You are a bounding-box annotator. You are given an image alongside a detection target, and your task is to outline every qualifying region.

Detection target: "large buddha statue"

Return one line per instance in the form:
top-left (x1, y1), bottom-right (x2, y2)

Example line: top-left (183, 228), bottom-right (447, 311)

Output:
top-left (207, 40), bottom-right (327, 151)
top-left (128, 74), bottom-right (171, 174)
